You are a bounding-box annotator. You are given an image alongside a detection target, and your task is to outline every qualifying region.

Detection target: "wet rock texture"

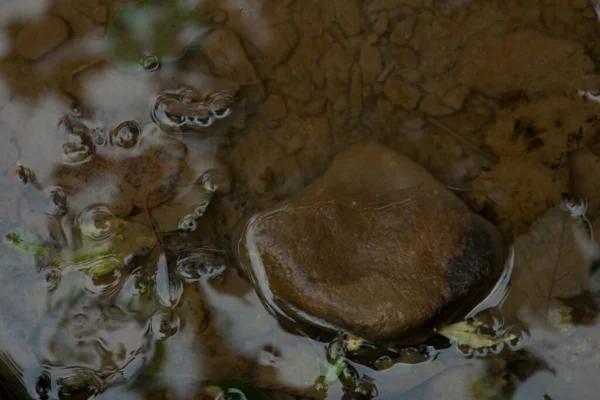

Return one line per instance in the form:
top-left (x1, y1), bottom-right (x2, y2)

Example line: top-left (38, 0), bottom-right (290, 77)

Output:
top-left (454, 23), bottom-right (595, 97)
top-left (239, 143), bottom-right (505, 343)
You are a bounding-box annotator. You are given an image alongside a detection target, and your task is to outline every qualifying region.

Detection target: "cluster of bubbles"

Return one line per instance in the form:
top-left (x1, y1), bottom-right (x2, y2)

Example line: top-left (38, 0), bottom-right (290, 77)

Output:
top-left (45, 186), bottom-right (68, 216)
top-left (59, 116), bottom-right (143, 166)
top-left (23, 301), bottom-right (155, 400)
top-left (77, 206), bottom-right (119, 242)
top-left (61, 85), bottom-right (235, 167)
top-left (312, 336), bottom-right (379, 398)
top-left (151, 87), bottom-right (234, 132)
top-left (59, 118), bottom-right (96, 165)
top-left (176, 250), bottom-right (226, 283)
top-left (177, 169), bottom-right (222, 233)
top-left (109, 121), bottom-right (141, 148)
top-left (22, 84), bottom-right (235, 397)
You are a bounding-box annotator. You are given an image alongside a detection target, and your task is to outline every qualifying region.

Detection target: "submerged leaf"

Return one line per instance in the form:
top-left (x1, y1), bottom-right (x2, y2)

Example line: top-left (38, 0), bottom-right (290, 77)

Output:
top-left (60, 219), bottom-right (156, 277)
top-left (4, 230), bottom-right (49, 256)
top-left (15, 161), bottom-right (35, 184)
top-left (437, 321), bottom-right (516, 349)
top-left (321, 356), bottom-right (345, 386)
top-left (501, 205), bottom-right (596, 335)
top-left (105, 0), bottom-right (211, 72)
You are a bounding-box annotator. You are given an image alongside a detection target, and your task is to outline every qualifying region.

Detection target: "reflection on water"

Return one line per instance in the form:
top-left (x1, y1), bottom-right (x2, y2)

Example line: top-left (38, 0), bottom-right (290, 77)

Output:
top-left (1, 0), bottom-right (600, 399)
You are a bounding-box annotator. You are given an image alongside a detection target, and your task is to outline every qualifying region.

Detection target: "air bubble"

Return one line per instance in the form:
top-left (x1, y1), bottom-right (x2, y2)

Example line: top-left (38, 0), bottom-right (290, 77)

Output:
top-left (213, 107), bottom-right (232, 119)
top-left (201, 170), bottom-right (219, 192)
top-left (43, 266), bottom-right (61, 291)
top-left (176, 252), bottom-right (226, 282)
top-left (186, 106), bottom-right (214, 127)
top-left (110, 121), bottom-right (141, 148)
top-left (90, 127), bottom-right (107, 147)
top-left (356, 376), bottom-right (378, 398)
top-left (152, 94), bottom-right (187, 131)
top-left (339, 364), bottom-right (360, 386)
top-left (46, 186), bottom-right (68, 216)
top-left (140, 53), bottom-right (160, 72)
top-left (69, 107), bottom-right (83, 118)
top-left (58, 118), bottom-right (90, 140)
top-left (178, 214), bottom-right (198, 232)
top-left (151, 310), bottom-right (180, 340)
top-left (207, 92), bottom-right (234, 119)
top-left (82, 261), bottom-right (125, 296)
top-left (53, 367), bottom-right (102, 398)
top-left (373, 355), bottom-right (395, 371)
top-left (457, 344), bottom-right (475, 357)
top-left (59, 119), bottom-right (95, 164)
top-left (177, 87), bottom-right (201, 104)
top-left (62, 142), bottom-right (94, 164)
top-left (223, 388), bottom-right (248, 400)
top-left (78, 206), bottom-right (118, 242)
top-left (193, 200), bottom-right (210, 218)
top-left (474, 347), bottom-right (489, 357)
top-left (506, 330), bottom-right (528, 351)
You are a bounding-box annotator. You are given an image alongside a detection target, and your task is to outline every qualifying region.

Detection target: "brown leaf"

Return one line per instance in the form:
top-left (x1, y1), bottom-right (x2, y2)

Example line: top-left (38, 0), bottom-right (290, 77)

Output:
top-left (51, 128), bottom-right (186, 217)
top-left (501, 206), bottom-right (594, 336)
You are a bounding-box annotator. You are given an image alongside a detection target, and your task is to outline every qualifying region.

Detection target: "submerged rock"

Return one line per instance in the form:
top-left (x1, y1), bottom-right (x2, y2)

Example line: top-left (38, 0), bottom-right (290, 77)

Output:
top-left (237, 143), bottom-right (506, 344)
top-left (16, 16), bottom-right (70, 60)
top-left (455, 23), bottom-right (594, 97)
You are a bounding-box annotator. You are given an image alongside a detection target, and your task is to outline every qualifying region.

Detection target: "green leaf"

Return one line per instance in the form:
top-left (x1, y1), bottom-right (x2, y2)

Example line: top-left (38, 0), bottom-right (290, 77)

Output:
top-left (105, 0), bottom-right (211, 72)
top-left (4, 230), bottom-right (49, 256)
top-left (437, 321), bottom-right (516, 349)
top-left (321, 356), bottom-right (345, 386)
top-left (61, 219), bottom-right (156, 277)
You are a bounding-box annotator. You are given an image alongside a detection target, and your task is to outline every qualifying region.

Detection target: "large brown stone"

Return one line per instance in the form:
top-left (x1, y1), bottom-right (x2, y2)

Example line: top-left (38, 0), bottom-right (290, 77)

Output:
top-left (237, 143), bottom-right (506, 344)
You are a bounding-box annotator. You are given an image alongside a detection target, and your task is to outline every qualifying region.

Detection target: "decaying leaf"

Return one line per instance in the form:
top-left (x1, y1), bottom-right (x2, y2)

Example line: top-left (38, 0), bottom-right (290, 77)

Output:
top-left (4, 230), bottom-right (49, 256)
top-left (437, 321), bottom-right (516, 349)
top-left (50, 131), bottom-right (186, 218)
top-left (4, 217), bottom-right (157, 277)
top-left (501, 205), bottom-right (595, 334)
top-left (468, 159), bottom-right (569, 232)
top-left (15, 161), bottom-right (35, 185)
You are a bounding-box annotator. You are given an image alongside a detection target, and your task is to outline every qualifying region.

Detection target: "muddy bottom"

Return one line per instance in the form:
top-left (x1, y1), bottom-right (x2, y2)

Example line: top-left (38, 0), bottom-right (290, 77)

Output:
top-left (1, 0), bottom-right (600, 399)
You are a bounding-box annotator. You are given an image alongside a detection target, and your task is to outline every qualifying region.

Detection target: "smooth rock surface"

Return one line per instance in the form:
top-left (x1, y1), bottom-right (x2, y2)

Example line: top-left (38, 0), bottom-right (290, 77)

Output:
top-left (237, 143), bottom-right (506, 343)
